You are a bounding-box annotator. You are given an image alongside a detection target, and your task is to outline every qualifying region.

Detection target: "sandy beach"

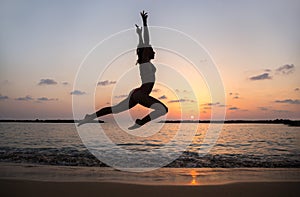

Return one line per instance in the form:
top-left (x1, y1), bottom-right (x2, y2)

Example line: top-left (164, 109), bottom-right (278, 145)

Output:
top-left (1, 163), bottom-right (299, 197)
top-left (1, 179), bottom-right (299, 197)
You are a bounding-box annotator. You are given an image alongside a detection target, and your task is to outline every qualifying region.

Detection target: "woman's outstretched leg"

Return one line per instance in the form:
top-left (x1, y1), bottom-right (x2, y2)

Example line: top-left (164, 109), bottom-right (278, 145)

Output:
top-left (81, 106), bottom-right (113, 121)
top-left (94, 97), bottom-right (138, 117)
top-left (78, 96), bottom-right (137, 126)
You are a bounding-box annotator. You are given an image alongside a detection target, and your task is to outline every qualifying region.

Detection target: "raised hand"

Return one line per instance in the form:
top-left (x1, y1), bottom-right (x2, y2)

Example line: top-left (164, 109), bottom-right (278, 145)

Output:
top-left (135, 24), bottom-right (144, 46)
top-left (135, 24), bottom-right (142, 35)
top-left (140, 10), bottom-right (148, 25)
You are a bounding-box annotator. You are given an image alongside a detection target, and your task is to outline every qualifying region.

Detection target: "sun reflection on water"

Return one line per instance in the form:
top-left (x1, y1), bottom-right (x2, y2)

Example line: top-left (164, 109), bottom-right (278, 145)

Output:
top-left (189, 170), bottom-right (198, 185)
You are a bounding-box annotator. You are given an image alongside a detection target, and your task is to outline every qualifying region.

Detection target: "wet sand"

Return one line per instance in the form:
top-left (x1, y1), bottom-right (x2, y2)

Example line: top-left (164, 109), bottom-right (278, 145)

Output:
top-left (1, 179), bottom-right (299, 197)
top-left (1, 163), bottom-right (299, 197)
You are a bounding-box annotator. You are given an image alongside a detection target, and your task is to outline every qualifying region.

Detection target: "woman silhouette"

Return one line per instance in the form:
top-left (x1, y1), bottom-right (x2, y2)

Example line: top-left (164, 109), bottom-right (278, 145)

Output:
top-left (78, 11), bottom-right (168, 129)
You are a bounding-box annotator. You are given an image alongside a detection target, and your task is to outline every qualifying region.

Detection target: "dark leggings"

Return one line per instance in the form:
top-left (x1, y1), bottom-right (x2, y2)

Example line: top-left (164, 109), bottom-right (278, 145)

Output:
top-left (95, 83), bottom-right (168, 124)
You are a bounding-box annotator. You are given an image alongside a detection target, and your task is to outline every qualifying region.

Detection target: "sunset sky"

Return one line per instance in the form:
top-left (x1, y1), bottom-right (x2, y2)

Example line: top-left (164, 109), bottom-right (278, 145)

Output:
top-left (0, 0), bottom-right (299, 120)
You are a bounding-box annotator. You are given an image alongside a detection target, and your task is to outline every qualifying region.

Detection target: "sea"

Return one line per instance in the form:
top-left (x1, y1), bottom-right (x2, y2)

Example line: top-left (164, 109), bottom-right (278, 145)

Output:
top-left (0, 122), bottom-right (299, 168)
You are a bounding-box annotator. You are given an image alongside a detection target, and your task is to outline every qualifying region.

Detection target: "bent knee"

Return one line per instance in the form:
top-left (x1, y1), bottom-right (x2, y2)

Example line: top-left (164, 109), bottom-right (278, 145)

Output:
top-left (159, 103), bottom-right (168, 114)
top-left (131, 91), bottom-right (142, 101)
top-left (152, 103), bottom-right (168, 115)
top-left (164, 105), bottom-right (168, 114)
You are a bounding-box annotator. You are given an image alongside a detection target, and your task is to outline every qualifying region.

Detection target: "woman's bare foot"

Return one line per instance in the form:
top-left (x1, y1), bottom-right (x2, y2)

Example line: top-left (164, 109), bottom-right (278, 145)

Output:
top-left (77, 114), bottom-right (95, 127)
top-left (128, 119), bottom-right (144, 130)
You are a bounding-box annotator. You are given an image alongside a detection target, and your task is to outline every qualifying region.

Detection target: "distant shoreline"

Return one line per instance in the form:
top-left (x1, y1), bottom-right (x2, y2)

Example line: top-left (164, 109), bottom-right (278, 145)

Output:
top-left (0, 119), bottom-right (299, 126)
top-left (161, 119), bottom-right (300, 126)
top-left (0, 119), bottom-right (104, 123)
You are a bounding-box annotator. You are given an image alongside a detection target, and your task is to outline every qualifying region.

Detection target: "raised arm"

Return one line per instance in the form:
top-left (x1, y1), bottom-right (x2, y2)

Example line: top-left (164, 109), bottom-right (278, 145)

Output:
top-left (140, 10), bottom-right (150, 45)
top-left (135, 24), bottom-right (143, 46)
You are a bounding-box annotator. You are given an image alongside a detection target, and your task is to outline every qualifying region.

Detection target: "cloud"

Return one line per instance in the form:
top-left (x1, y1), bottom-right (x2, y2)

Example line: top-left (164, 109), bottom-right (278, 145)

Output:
top-left (258, 107), bottom-right (269, 111)
top-left (37, 97), bottom-right (58, 101)
top-left (249, 73), bottom-right (271, 81)
top-left (202, 102), bottom-right (220, 106)
top-left (228, 107), bottom-right (239, 110)
top-left (15, 95), bottom-right (34, 101)
top-left (168, 99), bottom-right (195, 103)
top-left (38, 79), bottom-right (58, 85)
top-left (97, 80), bottom-right (116, 86)
top-left (276, 64), bottom-right (295, 75)
top-left (295, 88), bottom-right (299, 91)
top-left (174, 89), bottom-right (189, 93)
top-left (114, 94), bottom-right (128, 98)
top-left (158, 95), bottom-right (167, 100)
top-left (62, 82), bottom-right (69, 85)
top-left (248, 64), bottom-right (295, 81)
top-left (0, 94), bottom-right (9, 100)
top-left (70, 90), bottom-right (86, 95)
top-left (228, 92), bottom-right (240, 99)
top-left (274, 99), bottom-right (300, 105)
top-left (168, 99), bottom-right (188, 103)
top-left (202, 102), bottom-right (227, 108)
top-left (272, 110), bottom-right (290, 113)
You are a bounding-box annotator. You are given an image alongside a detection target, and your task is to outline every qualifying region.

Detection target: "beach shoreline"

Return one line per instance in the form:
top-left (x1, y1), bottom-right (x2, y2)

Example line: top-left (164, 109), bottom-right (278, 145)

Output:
top-left (1, 179), bottom-right (299, 197)
top-left (1, 162), bottom-right (300, 185)
top-left (1, 162), bottom-right (300, 196)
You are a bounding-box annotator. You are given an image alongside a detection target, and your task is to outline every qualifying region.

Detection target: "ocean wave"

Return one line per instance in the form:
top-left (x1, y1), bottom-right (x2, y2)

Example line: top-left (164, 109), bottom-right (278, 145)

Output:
top-left (116, 143), bottom-right (162, 147)
top-left (1, 147), bottom-right (299, 168)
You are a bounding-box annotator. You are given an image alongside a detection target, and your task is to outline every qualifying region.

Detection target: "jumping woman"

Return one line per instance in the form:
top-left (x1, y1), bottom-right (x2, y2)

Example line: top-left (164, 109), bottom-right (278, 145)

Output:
top-left (78, 11), bottom-right (168, 129)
